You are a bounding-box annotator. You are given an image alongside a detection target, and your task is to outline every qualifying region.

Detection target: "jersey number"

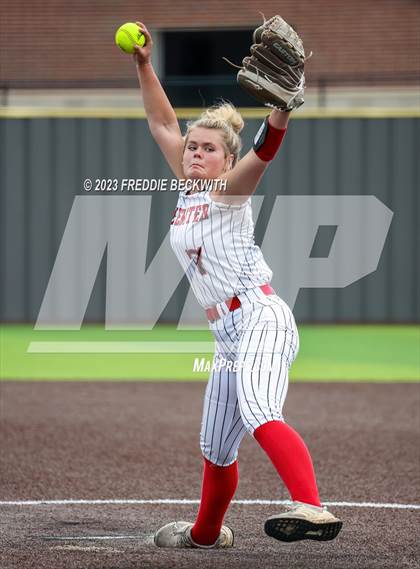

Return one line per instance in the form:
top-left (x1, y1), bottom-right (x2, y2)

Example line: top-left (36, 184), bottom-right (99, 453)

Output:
top-left (186, 247), bottom-right (207, 275)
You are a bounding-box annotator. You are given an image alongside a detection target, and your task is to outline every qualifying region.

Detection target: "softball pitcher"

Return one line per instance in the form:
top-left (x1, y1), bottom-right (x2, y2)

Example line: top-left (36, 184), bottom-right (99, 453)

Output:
top-left (133, 16), bottom-right (343, 548)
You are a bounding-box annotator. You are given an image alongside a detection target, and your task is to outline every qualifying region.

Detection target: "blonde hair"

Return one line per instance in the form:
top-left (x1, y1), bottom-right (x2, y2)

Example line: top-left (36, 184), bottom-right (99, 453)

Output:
top-left (185, 102), bottom-right (244, 166)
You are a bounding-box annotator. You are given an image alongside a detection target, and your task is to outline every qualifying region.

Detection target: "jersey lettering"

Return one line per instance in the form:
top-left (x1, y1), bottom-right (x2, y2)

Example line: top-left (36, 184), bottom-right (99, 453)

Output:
top-left (171, 204), bottom-right (209, 226)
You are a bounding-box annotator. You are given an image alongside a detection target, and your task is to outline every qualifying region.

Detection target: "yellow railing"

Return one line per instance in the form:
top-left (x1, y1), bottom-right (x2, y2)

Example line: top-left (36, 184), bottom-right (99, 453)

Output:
top-left (0, 107), bottom-right (419, 119)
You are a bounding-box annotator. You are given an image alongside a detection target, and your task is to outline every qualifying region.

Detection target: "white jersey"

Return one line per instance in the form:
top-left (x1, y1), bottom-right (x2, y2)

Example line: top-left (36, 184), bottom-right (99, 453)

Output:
top-left (170, 189), bottom-right (273, 308)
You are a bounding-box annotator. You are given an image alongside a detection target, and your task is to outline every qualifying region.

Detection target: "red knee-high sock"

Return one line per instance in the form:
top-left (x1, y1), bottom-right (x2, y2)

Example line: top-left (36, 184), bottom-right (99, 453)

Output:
top-left (191, 457), bottom-right (238, 546)
top-left (253, 420), bottom-right (321, 507)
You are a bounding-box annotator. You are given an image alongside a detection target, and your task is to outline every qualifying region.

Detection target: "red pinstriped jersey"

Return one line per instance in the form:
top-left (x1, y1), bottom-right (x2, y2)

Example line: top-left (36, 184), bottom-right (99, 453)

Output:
top-left (170, 189), bottom-right (272, 308)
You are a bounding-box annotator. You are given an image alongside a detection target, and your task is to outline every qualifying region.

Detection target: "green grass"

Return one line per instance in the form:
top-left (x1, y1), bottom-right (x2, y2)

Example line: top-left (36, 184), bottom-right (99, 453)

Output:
top-left (0, 324), bottom-right (418, 382)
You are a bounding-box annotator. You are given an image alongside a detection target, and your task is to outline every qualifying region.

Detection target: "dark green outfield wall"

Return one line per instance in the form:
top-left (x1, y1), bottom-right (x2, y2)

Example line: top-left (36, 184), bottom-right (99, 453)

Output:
top-left (0, 112), bottom-right (418, 323)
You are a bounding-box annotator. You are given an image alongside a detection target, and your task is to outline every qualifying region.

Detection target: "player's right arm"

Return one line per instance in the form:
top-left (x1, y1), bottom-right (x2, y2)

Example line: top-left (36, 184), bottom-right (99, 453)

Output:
top-left (133, 23), bottom-right (184, 178)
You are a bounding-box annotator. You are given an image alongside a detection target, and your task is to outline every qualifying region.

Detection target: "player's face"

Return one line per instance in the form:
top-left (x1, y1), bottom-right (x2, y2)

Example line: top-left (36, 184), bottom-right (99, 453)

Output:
top-left (183, 127), bottom-right (231, 179)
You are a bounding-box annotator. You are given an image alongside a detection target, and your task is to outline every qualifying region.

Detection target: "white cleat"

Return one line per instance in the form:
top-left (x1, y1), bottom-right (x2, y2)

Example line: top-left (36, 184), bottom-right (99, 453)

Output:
top-left (154, 521), bottom-right (234, 549)
top-left (264, 501), bottom-right (343, 542)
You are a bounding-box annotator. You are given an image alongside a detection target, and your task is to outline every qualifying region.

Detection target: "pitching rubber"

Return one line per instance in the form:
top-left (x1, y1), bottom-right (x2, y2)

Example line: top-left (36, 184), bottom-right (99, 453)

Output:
top-left (264, 516), bottom-right (343, 542)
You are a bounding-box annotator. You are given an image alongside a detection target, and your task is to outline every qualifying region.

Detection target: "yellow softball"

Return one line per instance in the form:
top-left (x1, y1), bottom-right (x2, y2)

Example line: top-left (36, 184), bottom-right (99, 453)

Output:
top-left (115, 23), bottom-right (146, 54)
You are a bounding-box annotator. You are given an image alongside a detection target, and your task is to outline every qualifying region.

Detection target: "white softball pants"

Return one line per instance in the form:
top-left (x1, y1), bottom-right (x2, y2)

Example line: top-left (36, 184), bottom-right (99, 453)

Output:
top-left (200, 287), bottom-right (299, 466)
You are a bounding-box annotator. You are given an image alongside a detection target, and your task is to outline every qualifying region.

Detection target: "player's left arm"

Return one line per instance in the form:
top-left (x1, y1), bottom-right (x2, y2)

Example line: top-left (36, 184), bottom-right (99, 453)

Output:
top-left (212, 15), bottom-right (305, 205)
top-left (211, 109), bottom-right (290, 205)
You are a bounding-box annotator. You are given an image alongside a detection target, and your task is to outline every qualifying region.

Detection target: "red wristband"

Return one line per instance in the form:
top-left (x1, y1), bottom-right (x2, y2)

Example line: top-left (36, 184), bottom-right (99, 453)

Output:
top-left (253, 117), bottom-right (287, 162)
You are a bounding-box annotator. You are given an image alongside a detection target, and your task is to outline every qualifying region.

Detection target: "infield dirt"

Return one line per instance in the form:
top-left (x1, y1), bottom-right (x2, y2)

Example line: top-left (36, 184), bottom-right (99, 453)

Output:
top-left (1, 382), bottom-right (419, 568)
